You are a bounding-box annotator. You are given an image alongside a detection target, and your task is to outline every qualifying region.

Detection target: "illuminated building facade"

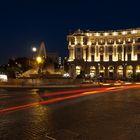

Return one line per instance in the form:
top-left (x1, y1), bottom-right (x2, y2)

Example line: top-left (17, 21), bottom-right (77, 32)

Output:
top-left (67, 28), bottom-right (140, 79)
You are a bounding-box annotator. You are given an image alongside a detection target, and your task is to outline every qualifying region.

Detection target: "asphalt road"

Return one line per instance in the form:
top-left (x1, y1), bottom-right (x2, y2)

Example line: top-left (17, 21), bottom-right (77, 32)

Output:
top-left (0, 85), bottom-right (140, 140)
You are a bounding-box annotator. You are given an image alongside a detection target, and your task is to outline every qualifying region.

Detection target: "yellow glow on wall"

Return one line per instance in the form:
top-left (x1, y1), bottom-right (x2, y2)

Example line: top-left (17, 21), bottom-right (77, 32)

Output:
top-left (95, 33), bottom-right (100, 36)
top-left (128, 38), bottom-right (131, 42)
top-left (122, 31), bottom-right (127, 35)
top-left (88, 41), bottom-right (91, 45)
top-left (113, 32), bottom-right (118, 36)
top-left (75, 38), bottom-right (77, 45)
top-left (113, 57), bottom-right (118, 61)
top-left (94, 57), bottom-right (100, 62)
top-left (131, 30), bottom-right (137, 34)
top-left (136, 65), bottom-right (140, 73)
top-left (68, 59), bottom-right (73, 62)
top-left (87, 33), bottom-right (92, 36)
top-left (118, 39), bottom-right (121, 42)
top-left (104, 32), bottom-right (108, 36)
top-left (87, 56), bottom-right (91, 61)
top-left (132, 55), bottom-right (137, 61)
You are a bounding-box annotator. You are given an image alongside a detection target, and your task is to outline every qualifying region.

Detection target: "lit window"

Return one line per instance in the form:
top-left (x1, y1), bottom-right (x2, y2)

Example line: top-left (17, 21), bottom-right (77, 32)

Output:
top-left (90, 66), bottom-right (96, 77)
top-left (118, 54), bottom-right (122, 61)
top-left (128, 54), bottom-right (131, 60)
top-left (76, 66), bottom-right (81, 75)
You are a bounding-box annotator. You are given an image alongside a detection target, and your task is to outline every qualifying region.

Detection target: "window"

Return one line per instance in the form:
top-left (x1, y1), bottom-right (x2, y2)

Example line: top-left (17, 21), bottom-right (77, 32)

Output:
top-left (116, 39), bottom-right (123, 44)
top-left (138, 54), bottom-right (140, 60)
top-left (127, 46), bottom-right (132, 52)
top-left (76, 48), bottom-right (81, 53)
top-left (83, 37), bottom-right (88, 45)
top-left (118, 46), bottom-right (122, 52)
top-left (91, 42), bottom-right (96, 45)
top-left (137, 38), bottom-right (140, 42)
top-left (90, 66), bottom-right (96, 77)
top-left (99, 46), bottom-right (104, 53)
top-left (107, 39), bottom-right (114, 44)
top-left (76, 55), bottom-right (82, 59)
top-left (137, 46), bottom-right (140, 50)
top-left (98, 39), bottom-right (105, 45)
top-left (128, 54), bottom-right (131, 61)
top-left (91, 55), bottom-right (94, 61)
top-left (118, 54), bottom-right (122, 61)
top-left (100, 55), bottom-right (103, 61)
top-left (76, 47), bottom-right (82, 60)
top-left (109, 55), bottom-right (112, 61)
top-left (108, 46), bottom-right (113, 52)
top-left (71, 37), bottom-right (75, 45)
top-left (126, 38), bottom-right (132, 43)
top-left (76, 66), bottom-right (81, 75)
top-left (91, 47), bottom-right (95, 53)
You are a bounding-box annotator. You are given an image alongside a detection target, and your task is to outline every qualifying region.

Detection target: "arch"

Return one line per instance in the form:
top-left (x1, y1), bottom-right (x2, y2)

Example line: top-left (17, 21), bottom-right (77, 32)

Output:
top-left (99, 65), bottom-right (105, 77)
top-left (126, 65), bottom-right (133, 78)
top-left (108, 66), bottom-right (114, 78)
top-left (76, 66), bottom-right (81, 75)
top-left (117, 65), bottom-right (123, 78)
top-left (90, 66), bottom-right (96, 77)
top-left (136, 65), bottom-right (140, 74)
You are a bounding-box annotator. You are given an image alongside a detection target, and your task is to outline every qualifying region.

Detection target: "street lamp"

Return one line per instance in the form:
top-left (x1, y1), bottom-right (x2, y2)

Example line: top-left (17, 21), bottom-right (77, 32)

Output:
top-left (36, 56), bottom-right (42, 64)
top-left (36, 56), bottom-right (43, 74)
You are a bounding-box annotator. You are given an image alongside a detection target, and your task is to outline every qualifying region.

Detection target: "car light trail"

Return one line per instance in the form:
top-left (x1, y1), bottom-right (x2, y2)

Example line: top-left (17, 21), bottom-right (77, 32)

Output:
top-left (1, 84), bottom-right (140, 114)
top-left (41, 87), bottom-right (104, 97)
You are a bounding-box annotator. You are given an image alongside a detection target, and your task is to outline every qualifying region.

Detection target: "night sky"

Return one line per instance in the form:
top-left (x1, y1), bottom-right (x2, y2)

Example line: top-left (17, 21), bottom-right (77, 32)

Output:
top-left (0, 0), bottom-right (140, 64)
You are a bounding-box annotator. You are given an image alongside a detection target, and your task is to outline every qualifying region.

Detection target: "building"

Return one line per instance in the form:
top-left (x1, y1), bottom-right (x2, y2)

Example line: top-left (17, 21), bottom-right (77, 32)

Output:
top-left (67, 28), bottom-right (140, 79)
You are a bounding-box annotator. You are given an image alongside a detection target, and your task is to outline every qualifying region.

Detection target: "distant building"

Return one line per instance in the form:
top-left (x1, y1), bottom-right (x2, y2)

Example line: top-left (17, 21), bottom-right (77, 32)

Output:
top-left (67, 28), bottom-right (140, 79)
top-left (58, 57), bottom-right (62, 65)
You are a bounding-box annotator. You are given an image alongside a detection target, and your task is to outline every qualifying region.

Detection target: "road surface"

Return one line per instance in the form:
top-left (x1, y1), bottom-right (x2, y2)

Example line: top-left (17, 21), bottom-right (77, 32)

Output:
top-left (0, 84), bottom-right (140, 140)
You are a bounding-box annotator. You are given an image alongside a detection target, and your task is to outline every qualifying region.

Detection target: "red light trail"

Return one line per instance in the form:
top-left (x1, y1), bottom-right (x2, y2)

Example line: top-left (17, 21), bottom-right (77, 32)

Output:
top-left (0, 84), bottom-right (140, 114)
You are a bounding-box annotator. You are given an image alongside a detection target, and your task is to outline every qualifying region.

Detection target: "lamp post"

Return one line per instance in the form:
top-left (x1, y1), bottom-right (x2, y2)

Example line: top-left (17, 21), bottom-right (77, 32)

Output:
top-left (36, 56), bottom-right (42, 64)
top-left (36, 56), bottom-right (43, 74)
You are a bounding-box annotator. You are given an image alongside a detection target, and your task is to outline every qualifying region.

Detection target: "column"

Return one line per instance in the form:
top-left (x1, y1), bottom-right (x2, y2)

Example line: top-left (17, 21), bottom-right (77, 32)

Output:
top-left (113, 40), bottom-right (117, 61)
top-left (73, 47), bottom-right (75, 60)
top-left (104, 41), bottom-right (107, 61)
top-left (88, 45), bottom-right (91, 61)
top-left (95, 41), bottom-right (99, 61)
